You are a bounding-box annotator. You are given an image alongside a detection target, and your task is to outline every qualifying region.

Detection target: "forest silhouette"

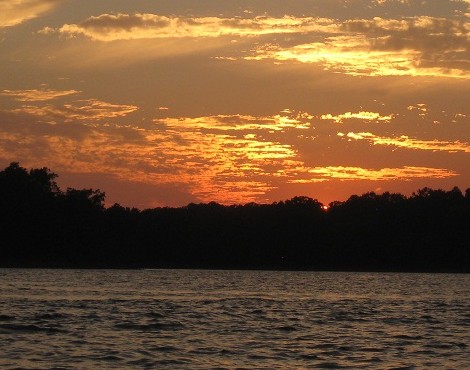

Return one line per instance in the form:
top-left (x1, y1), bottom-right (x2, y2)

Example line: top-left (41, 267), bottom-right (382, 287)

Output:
top-left (1, 162), bottom-right (469, 272)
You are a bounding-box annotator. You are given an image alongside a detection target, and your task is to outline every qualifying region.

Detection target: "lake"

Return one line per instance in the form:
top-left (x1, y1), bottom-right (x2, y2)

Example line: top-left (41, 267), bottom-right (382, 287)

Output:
top-left (0, 269), bottom-right (469, 369)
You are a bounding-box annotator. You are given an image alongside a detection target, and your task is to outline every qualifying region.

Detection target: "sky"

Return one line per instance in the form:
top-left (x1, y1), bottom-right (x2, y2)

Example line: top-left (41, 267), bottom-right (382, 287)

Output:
top-left (0, 0), bottom-right (469, 208)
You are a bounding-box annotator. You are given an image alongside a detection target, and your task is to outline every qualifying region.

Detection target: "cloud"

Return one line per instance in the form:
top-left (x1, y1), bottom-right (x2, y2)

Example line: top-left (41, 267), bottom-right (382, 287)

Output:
top-left (150, 112), bottom-right (313, 202)
top-left (246, 15), bottom-right (470, 78)
top-left (0, 0), bottom-right (60, 28)
top-left (407, 103), bottom-right (428, 118)
top-left (146, 128), bottom-right (297, 203)
top-left (53, 13), bottom-right (338, 41)
top-left (341, 131), bottom-right (470, 153)
top-left (290, 166), bottom-right (457, 182)
top-left (1, 88), bottom-right (80, 102)
top-left (44, 8), bottom-right (469, 76)
top-left (0, 109), bottom-right (309, 204)
top-left (1, 105), bottom-right (463, 204)
top-left (156, 112), bottom-right (311, 133)
top-left (11, 99), bottom-right (138, 122)
top-left (320, 111), bottom-right (393, 123)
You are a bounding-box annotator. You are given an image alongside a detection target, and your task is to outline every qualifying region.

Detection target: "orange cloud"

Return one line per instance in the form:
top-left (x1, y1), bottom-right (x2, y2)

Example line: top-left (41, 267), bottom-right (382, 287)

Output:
top-left (321, 111), bottom-right (393, 123)
top-left (157, 112), bottom-right (311, 133)
top-left (43, 11), bottom-right (469, 77)
top-left (0, 108), bottom-right (463, 204)
top-left (290, 166), bottom-right (457, 183)
top-left (1, 88), bottom-right (79, 101)
top-left (0, 0), bottom-right (60, 28)
top-left (151, 113), bottom-right (311, 202)
top-left (0, 110), bottom-right (310, 204)
top-left (407, 104), bottom-right (428, 118)
top-left (11, 99), bottom-right (138, 122)
top-left (53, 14), bottom-right (338, 41)
top-left (247, 37), bottom-right (469, 78)
top-left (245, 15), bottom-right (470, 78)
top-left (342, 132), bottom-right (470, 153)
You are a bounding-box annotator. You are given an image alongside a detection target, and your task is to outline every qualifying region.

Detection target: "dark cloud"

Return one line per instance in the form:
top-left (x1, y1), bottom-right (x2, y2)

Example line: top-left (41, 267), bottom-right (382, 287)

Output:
top-left (346, 16), bottom-right (470, 71)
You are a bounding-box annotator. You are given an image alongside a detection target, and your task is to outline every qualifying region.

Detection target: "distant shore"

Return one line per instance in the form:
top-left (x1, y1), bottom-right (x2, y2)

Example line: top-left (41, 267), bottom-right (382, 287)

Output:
top-left (1, 162), bottom-right (469, 272)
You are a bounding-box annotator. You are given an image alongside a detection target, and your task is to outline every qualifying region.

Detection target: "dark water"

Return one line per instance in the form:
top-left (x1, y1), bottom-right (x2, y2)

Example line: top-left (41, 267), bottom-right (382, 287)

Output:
top-left (0, 269), bottom-right (469, 369)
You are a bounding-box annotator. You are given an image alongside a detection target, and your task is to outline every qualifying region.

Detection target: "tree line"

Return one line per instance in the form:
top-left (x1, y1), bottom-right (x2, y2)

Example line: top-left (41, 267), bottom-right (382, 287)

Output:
top-left (1, 162), bottom-right (469, 272)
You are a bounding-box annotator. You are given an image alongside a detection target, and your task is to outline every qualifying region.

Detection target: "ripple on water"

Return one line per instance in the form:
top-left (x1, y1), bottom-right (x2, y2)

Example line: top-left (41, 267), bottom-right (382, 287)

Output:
top-left (152, 345), bottom-right (179, 352)
top-left (94, 354), bottom-right (124, 362)
top-left (0, 323), bottom-right (67, 334)
top-left (35, 312), bottom-right (68, 320)
top-left (114, 321), bottom-right (184, 332)
top-left (153, 358), bottom-right (193, 366)
top-left (145, 311), bottom-right (165, 319)
top-left (313, 361), bottom-right (344, 369)
top-left (1, 269), bottom-right (469, 369)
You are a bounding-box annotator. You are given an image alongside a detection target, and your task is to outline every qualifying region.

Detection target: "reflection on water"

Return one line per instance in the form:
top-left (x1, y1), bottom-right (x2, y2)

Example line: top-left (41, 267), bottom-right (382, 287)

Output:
top-left (0, 269), bottom-right (469, 369)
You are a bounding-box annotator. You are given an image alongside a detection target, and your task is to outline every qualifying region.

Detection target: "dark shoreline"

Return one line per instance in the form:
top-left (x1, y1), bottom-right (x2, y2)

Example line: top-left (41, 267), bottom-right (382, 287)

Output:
top-left (1, 266), bottom-right (469, 274)
top-left (1, 162), bottom-right (470, 273)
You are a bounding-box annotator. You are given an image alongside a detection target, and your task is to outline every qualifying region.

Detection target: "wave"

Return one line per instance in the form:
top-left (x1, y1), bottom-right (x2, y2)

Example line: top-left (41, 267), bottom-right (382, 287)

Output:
top-left (0, 323), bottom-right (67, 334)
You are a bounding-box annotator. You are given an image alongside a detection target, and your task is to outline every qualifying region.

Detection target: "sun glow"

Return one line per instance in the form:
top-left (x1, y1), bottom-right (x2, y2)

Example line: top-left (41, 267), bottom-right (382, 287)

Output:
top-left (1, 0), bottom-right (469, 207)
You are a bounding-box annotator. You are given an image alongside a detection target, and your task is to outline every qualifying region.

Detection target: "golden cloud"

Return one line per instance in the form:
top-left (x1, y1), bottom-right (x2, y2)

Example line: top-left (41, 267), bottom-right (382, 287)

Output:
top-left (157, 112), bottom-right (311, 133)
top-left (342, 132), bottom-right (470, 153)
top-left (245, 15), bottom-right (470, 78)
top-left (0, 0), bottom-right (60, 28)
top-left (151, 113), bottom-right (312, 202)
top-left (54, 13), bottom-right (338, 41)
top-left (0, 110), bottom-right (310, 204)
top-left (407, 104), bottom-right (428, 118)
top-left (247, 37), bottom-right (469, 78)
top-left (12, 99), bottom-right (138, 122)
top-left (45, 11), bottom-right (470, 77)
top-left (1, 88), bottom-right (80, 102)
top-left (290, 166), bottom-right (458, 183)
top-left (320, 111), bottom-right (393, 123)
top-left (0, 108), bottom-right (462, 204)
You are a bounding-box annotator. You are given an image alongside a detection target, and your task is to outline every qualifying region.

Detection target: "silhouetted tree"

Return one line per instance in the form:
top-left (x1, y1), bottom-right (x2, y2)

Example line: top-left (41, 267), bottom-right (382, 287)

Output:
top-left (1, 162), bottom-right (469, 271)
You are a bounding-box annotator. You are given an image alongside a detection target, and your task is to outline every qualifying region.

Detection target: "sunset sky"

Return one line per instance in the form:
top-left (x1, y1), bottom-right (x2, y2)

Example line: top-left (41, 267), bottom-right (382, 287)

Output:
top-left (1, 0), bottom-right (469, 208)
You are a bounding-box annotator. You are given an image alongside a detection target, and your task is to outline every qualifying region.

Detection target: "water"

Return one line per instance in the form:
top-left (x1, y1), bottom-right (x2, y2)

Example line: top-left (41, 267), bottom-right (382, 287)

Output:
top-left (0, 269), bottom-right (469, 369)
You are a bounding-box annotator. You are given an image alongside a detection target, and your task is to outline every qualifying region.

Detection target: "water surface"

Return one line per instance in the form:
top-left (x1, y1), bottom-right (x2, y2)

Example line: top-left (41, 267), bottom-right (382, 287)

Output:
top-left (1, 269), bottom-right (469, 369)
